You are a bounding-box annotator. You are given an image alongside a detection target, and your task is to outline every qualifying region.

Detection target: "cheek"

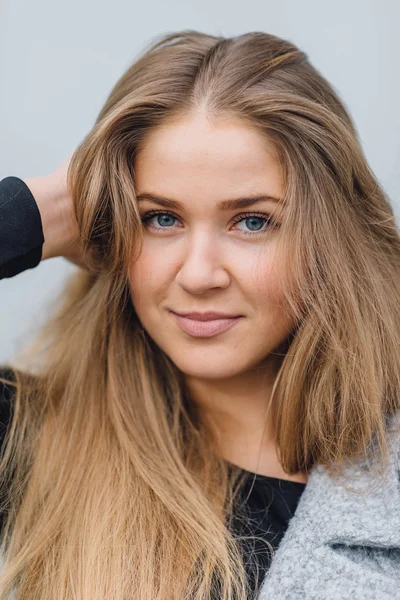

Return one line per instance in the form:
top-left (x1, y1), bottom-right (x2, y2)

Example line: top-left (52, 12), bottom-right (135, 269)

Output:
top-left (127, 246), bottom-right (172, 314)
top-left (241, 246), bottom-right (287, 303)
top-left (248, 251), bottom-right (295, 334)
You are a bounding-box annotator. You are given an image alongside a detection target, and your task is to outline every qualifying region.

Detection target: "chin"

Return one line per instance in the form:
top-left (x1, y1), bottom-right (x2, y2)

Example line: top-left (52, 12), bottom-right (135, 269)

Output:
top-left (168, 353), bottom-right (249, 381)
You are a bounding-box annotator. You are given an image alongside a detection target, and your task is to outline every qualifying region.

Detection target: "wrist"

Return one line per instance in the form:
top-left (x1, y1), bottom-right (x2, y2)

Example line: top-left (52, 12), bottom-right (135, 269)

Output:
top-left (24, 174), bottom-right (74, 261)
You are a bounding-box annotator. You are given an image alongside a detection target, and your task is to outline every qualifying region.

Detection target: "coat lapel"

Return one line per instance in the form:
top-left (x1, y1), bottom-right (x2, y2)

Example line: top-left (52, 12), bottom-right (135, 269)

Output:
top-left (258, 413), bottom-right (400, 599)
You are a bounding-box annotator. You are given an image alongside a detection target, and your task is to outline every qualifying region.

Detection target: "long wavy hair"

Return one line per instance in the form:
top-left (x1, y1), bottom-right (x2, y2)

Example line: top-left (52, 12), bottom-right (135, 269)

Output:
top-left (0, 29), bottom-right (400, 599)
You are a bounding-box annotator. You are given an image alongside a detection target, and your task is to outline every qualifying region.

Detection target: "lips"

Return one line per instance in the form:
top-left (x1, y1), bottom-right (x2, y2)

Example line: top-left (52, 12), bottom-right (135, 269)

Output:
top-left (172, 311), bottom-right (241, 321)
top-left (170, 312), bottom-right (242, 338)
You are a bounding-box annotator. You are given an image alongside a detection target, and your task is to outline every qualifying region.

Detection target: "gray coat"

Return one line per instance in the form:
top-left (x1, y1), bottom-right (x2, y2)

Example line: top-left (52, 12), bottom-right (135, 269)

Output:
top-left (258, 411), bottom-right (400, 599)
top-left (1, 416), bottom-right (399, 600)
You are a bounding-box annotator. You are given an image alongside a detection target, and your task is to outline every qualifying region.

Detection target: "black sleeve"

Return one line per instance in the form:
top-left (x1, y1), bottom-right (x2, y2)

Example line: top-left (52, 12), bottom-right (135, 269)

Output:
top-left (0, 368), bottom-right (16, 537)
top-left (0, 369), bottom-right (15, 449)
top-left (0, 176), bottom-right (45, 279)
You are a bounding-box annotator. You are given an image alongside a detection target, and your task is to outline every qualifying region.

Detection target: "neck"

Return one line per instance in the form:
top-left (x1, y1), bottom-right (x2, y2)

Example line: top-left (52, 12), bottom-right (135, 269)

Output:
top-left (183, 340), bottom-right (309, 483)
top-left (185, 361), bottom-right (306, 480)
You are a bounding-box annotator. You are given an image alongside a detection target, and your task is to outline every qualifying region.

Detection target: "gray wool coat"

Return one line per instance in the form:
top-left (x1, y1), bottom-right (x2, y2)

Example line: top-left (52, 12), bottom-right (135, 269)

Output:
top-left (258, 411), bottom-right (400, 600)
top-left (0, 417), bottom-right (399, 600)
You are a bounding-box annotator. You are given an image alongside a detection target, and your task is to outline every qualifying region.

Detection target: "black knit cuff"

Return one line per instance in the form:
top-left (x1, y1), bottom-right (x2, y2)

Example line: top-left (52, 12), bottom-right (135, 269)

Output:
top-left (0, 176), bottom-right (45, 278)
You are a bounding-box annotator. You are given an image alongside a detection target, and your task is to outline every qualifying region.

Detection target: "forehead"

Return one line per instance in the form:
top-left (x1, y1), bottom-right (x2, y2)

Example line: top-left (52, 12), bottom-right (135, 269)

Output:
top-left (134, 111), bottom-right (284, 199)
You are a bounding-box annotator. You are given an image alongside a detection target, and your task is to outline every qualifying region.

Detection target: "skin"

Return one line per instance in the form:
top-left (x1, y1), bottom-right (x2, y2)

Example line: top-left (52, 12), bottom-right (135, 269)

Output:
top-left (25, 154), bottom-right (90, 268)
top-left (128, 109), bottom-right (308, 484)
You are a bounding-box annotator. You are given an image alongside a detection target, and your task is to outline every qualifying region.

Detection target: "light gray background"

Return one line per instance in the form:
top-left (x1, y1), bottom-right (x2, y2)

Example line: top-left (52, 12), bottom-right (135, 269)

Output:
top-left (1, 0), bottom-right (399, 365)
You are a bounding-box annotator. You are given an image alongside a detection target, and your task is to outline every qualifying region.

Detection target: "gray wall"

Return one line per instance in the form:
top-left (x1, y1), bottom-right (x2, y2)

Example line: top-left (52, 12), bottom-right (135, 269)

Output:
top-left (1, 0), bottom-right (399, 364)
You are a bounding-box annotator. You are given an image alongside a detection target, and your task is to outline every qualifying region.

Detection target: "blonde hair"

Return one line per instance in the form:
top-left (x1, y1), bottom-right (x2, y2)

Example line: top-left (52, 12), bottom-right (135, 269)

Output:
top-left (0, 29), bottom-right (400, 599)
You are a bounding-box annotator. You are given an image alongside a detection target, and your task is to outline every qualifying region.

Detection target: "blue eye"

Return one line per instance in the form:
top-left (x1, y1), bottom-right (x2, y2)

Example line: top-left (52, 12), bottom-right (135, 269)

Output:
top-left (235, 216), bottom-right (266, 232)
top-left (140, 210), bottom-right (279, 236)
top-left (148, 213), bottom-right (176, 228)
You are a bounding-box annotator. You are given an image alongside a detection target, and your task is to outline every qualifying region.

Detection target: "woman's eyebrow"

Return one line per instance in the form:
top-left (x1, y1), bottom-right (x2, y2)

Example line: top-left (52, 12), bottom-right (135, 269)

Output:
top-left (136, 193), bottom-right (283, 210)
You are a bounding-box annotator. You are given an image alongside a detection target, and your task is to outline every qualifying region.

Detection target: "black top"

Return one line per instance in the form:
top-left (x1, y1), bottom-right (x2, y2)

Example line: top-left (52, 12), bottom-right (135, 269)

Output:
top-left (0, 176), bottom-right (44, 279)
top-left (0, 175), bottom-right (306, 597)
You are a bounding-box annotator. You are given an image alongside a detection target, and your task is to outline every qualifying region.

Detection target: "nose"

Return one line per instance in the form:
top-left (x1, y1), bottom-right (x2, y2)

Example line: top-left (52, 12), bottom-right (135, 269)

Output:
top-left (174, 232), bottom-right (231, 294)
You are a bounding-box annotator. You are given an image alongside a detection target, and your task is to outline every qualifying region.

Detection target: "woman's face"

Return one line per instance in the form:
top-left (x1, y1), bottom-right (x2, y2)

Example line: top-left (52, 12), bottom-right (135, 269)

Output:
top-left (128, 111), bottom-right (295, 381)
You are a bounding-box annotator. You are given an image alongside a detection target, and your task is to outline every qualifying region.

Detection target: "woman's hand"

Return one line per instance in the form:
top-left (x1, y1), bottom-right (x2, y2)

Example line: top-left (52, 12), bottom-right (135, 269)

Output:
top-left (24, 154), bottom-right (90, 269)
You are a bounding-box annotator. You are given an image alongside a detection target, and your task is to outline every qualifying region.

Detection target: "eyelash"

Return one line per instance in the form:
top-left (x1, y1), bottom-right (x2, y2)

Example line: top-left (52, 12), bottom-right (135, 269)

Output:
top-left (140, 210), bottom-right (280, 237)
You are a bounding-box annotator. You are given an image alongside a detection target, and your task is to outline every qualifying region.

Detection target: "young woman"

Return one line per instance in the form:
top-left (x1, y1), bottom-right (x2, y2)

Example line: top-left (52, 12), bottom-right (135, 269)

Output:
top-left (0, 30), bottom-right (399, 600)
